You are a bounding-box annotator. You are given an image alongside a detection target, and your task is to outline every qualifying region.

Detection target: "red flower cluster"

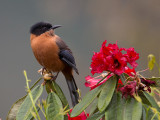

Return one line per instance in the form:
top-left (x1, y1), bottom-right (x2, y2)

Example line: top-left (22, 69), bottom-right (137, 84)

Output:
top-left (86, 40), bottom-right (156, 98)
top-left (68, 110), bottom-right (89, 120)
top-left (91, 40), bottom-right (139, 75)
top-left (86, 41), bottom-right (139, 91)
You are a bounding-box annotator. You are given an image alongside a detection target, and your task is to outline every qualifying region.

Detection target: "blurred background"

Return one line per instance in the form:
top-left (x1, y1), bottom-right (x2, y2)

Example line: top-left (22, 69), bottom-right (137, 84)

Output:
top-left (0, 0), bottom-right (160, 119)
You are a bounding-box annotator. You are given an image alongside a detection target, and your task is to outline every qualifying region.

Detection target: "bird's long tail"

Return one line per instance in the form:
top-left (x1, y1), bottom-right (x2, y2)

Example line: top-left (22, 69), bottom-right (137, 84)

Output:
top-left (63, 73), bottom-right (79, 106)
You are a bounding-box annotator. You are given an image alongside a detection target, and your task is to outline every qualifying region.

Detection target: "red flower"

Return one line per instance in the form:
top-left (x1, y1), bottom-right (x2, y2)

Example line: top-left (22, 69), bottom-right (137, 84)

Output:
top-left (118, 81), bottom-right (137, 98)
top-left (68, 110), bottom-right (89, 120)
top-left (100, 40), bottom-right (112, 55)
top-left (118, 79), bottom-right (123, 85)
top-left (85, 74), bottom-right (111, 90)
top-left (117, 79), bottom-right (123, 89)
top-left (91, 40), bottom-right (129, 75)
top-left (85, 75), bottom-right (104, 90)
top-left (91, 52), bottom-right (107, 75)
top-left (107, 52), bottom-right (127, 75)
top-left (124, 48), bottom-right (139, 68)
top-left (124, 66), bottom-right (136, 76)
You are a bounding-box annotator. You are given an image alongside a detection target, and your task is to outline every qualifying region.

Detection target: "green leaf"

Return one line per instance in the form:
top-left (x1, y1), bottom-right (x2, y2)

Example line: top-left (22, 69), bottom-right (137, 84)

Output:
top-left (6, 96), bottom-right (27, 120)
top-left (149, 109), bottom-right (159, 120)
top-left (116, 93), bottom-right (125, 120)
top-left (45, 81), bottom-right (56, 93)
top-left (148, 54), bottom-right (156, 70)
top-left (86, 111), bottom-right (105, 120)
top-left (142, 91), bottom-right (160, 112)
top-left (98, 75), bottom-right (117, 112)
top-left (105, 92), bottom-right (124, 120)
top-left (16, 85), bottom-right (43, 120)
top-left (6, 78), bottom-right (41, 120)
top-left (138, 91), bottom-right (151, 106)
top-left (92, 93), bottom-right (142, 120)
top-left (120, 73), bottom-right (129, 84)
top-left (143, 104), bottom-right (159, 120)
top-left (89, 98), bottom-right (98, 115)
top-left (45, 81), bottom-right (69, 110)
top-left (132, 99), bottom-right (142, 120)
top-left (121, 97), bottom-right (134, 120)
top-left (52, 81), bottom-right (69, 109)
top-left (141, 106), bottom-right (146, 120)
top-left (27, 105), bottom-right (40, 120)
top-left (71, 84), bottom-right (103, 117)
top-left (46, 92), bottom-right (64, 120)
top-left (52, 81), bottom-right (69, 120)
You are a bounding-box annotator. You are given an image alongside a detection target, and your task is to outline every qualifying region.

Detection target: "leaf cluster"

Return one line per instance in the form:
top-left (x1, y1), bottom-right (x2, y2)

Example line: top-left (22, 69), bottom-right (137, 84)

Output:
top-left (71, 75), bottom-right (160, 120)
top-left (6, 71), bottom-right (69, 120)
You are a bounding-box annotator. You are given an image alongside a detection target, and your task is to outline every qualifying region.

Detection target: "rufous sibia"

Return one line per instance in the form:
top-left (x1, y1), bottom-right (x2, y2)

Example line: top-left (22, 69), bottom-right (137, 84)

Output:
top-left (30, 22), bottom-right (79, 106)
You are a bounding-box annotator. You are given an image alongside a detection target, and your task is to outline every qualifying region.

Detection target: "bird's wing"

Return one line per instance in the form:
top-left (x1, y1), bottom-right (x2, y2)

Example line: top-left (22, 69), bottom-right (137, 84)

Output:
top-left (59, 50), bottom-right (79, 74)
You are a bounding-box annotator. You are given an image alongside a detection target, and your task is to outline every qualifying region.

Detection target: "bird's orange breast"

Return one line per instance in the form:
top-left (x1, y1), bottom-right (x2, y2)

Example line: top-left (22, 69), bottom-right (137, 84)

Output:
top-left (30, 32), bottom-right (65, 72)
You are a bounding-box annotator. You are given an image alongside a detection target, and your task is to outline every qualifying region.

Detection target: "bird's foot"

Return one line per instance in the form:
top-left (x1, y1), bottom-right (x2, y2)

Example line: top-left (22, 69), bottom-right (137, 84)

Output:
top-left (38, 68), bottom-right (50, 75)
top-left (38, 68), bottom-right (54, 81)
top-left (38, 68), bottom-right (59, 81)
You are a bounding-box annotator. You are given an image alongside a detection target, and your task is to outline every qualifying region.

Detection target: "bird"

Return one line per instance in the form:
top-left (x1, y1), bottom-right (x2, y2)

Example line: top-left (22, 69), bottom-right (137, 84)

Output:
top-left (30, 22), bottom-right (79, 106)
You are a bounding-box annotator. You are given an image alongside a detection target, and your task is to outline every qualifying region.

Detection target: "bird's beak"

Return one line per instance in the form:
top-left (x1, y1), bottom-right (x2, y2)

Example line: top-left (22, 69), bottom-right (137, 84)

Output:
top-left (52, 25), bottom-right (62, 30)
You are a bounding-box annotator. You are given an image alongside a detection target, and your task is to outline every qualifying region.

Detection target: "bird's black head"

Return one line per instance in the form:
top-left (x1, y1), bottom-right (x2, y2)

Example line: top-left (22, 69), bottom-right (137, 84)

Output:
top-left (30, 22), bottom-right (62, 36)
top-left (30, 22), bottom-right (52, 36)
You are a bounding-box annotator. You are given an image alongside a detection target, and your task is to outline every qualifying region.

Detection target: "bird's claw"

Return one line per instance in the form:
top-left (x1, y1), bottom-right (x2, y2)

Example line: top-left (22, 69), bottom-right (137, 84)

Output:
top-left (38, 68), bottom-right (58, 81)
